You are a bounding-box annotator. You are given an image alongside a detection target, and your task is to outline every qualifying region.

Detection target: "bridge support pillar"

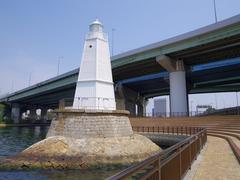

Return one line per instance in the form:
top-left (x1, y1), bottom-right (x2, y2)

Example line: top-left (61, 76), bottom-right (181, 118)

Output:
top-left (137, 98), bottom-right (148, 117)
top-left (11, 103), bottom-right (21, 123)
top-left (137, 104), bottom-right (144, 117)
top-left (115, 84), bottom-right (145, 116)
top-left (41, 108), bottom-right (48, 123)
top-left (116, 98), bottom-right (136, 116)
top-left (29, 107), bottom-right (37, 122)
top-left (157, 56), bottom-right (188, 116)
top-left (169, 70), bottom-right (188, 116)
top-left (20, 108), bottom-right (27, 122)
top-left (125, 100), bottom-right (136, 116)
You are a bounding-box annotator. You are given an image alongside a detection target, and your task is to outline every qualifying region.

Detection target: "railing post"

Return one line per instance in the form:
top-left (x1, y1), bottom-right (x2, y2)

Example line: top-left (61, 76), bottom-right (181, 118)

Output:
top-left (158, 157), bottom-right (161, 180)
top-left (179, 145), bottom-right (182, 179)
top-left (200, 134), bottom-right (202, 150)
top-left (189, 140), bottom-right (192, 170)
top-left (195, 137), bottom-right (198, 159)
top-left (205, 129), bottom-right (207, 145)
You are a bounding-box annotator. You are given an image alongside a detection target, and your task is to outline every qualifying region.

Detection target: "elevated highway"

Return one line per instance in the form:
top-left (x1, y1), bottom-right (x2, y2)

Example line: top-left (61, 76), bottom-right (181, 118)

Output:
top-left (1, 14), bottom-right (240, 122)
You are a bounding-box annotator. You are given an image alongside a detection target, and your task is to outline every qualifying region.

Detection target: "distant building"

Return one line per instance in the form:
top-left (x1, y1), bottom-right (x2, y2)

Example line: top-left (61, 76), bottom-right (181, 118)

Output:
top-left (153, 98), bottom-right (167, 117)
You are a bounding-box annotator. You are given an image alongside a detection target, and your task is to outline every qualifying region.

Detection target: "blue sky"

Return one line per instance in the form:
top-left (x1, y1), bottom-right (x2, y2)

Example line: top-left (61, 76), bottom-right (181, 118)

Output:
top-left (0, 0), bottom-right (240, 111)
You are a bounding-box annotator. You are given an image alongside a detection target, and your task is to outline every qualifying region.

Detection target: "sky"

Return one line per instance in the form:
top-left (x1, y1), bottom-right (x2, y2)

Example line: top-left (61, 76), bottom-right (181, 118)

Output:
top-left (0, 0), bottom-right (240, 112)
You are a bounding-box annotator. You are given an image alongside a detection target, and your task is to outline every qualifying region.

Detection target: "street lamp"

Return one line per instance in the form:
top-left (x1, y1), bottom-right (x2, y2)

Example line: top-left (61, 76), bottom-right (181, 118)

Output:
top-left (111, 28), bottom-right (116, 56)
top-left (11, 80), bottom-right (14, 93)
top-left (236, 92), bottom-right (239, 107)
top-left (28, 72), bottom-right (32, 86)
top-left (236, 92), bottom-right (239, 115)
top-left (213, 0), bottom-right (218, 23)
top-left (57, 56), bottom-right (64, 76)
top-left (214, 94), bottom-right (218, 109)
top-left (190, 101), bottom-right (194, 117)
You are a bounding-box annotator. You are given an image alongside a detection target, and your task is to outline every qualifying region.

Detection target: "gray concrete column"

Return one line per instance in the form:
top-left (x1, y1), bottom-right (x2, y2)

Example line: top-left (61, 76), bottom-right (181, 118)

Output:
top-left (115, 83), bottom-right (138, 116)
top-left (125, 100), bottom-right (136, 116)
top-left (116, 98), bottom-right (125, 110)
top-left (11, 103), bottom-right (21, 123)
top-left (169, 70), bottom-right (188, 116)
top-left (137, 98), bottom-right (148, 117)
top-left (157, 56), bottom-right (188, 116)
top-left (116, 98), bottom-right (136, 115)
top-left (143, 99), bottom-right (148, 116)
top-left (29, 107), bottom-right (37, 121)
top-left (137, 104), bottom-right (143, 117)
top-left (41, 108), bottom-right (48, 123)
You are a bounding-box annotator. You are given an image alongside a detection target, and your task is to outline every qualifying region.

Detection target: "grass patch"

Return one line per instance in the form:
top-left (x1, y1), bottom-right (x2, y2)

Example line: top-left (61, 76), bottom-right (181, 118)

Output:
top-left (0, 103), bottom-right (12, 124)
top-left (0, 103), bottom-right (4, 123)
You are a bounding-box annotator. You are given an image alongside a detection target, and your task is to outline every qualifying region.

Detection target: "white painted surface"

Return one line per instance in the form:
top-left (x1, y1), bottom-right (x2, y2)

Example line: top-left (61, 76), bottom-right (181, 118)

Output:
top-left (169, 71), bottom-right (188, 115)
top-left (73, 19), bottom-right (116, 110)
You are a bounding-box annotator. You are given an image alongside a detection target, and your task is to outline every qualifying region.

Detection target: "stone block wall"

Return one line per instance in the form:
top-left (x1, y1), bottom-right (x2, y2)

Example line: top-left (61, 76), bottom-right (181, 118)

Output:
top-left (47, 110), bottom-right (133, 139)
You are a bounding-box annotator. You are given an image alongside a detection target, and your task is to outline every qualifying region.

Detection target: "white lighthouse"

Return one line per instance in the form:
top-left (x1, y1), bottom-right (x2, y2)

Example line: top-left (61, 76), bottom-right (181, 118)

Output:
top-left (9, 19), bottom-right (159, 170)
top-left (73, 19), bottom-right (116, 110)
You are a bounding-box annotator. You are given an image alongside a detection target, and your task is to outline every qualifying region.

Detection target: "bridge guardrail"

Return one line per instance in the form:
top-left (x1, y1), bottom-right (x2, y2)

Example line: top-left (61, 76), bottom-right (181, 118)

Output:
top-left (141, 111), bottom-right (205, 117)
top-left (108, 127), bottom-right (207, 180)
top-left (139, 108), bottom-right (240, 117)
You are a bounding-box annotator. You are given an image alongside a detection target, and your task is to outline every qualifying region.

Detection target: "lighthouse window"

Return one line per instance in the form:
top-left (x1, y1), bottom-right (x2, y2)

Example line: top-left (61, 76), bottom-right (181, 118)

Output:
top-left (89, 45), bottom-right (92, 48)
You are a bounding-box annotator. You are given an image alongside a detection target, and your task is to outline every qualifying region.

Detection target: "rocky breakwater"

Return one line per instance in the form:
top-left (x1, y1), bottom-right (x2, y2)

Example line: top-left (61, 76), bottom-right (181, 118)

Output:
top-left (0, 109), bottom-right (160, 169)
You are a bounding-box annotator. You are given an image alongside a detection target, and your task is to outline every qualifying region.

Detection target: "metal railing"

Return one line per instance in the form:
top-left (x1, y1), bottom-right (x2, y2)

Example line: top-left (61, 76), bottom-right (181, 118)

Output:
top-left (59, 97), bottom-right (116, 110)
top-left (86, 31), bottom-right (108, 41)
top-left (132, 126), bottom-right (204, 136)
top-left (143, 107), bottom-right (240, 118)
top-left (202, 106), bottom-right (240, 116)
top-left (108, 127), bottom-right (207, 180)
top-left (142, 111), bottom-right (212, 118)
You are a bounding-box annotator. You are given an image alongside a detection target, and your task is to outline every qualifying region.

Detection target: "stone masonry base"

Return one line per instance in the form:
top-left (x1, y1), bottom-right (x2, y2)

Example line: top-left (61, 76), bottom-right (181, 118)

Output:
top-left (0, 109), bottom-right (161, 169)
top-left (47, 109), bottom-right (133, 138)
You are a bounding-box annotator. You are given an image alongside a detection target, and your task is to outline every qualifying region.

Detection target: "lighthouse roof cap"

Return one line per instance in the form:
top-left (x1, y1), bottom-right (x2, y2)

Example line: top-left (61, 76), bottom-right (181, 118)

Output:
top-left (90, 19), bottom-right (103, 26)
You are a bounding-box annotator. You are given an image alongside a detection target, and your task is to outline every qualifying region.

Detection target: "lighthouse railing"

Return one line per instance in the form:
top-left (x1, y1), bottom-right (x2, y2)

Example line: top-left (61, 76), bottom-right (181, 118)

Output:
top-left (59, 97), bottom-right (116, 110)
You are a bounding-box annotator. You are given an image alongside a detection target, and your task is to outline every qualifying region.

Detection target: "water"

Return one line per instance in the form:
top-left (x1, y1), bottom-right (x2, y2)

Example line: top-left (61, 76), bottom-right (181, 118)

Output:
top-left (0, 126), bottom-right (125, 180)
top-left (0, 127), bottom-right (48, 157)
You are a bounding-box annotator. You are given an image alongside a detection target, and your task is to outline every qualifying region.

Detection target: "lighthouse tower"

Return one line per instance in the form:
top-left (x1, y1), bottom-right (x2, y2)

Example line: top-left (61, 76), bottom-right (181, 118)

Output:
top-left (73, 19), bottom-right (116, 110)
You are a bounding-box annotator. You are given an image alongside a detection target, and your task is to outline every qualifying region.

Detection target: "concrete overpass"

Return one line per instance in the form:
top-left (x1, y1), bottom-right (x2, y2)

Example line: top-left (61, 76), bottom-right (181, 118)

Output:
top-left (1, 14), bottom-right (240, 122)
